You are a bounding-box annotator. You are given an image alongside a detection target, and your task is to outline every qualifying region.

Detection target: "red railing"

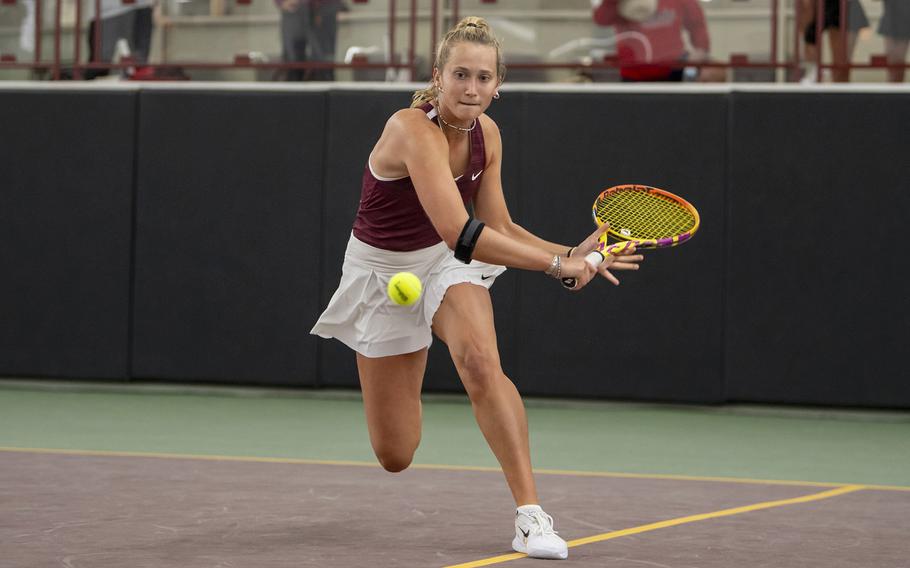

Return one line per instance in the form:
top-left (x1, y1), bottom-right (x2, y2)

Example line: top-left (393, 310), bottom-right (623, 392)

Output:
top-left (1, 0), bottom-right (906, 82)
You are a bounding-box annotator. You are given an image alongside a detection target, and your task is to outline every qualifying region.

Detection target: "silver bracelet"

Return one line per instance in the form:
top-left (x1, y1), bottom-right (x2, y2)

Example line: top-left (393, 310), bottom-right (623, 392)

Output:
top-left (544, 255), bottom-right (561, 279)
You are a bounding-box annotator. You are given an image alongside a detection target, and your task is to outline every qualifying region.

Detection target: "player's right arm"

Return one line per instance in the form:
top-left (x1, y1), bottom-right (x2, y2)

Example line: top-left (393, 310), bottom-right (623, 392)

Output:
top-left (372, 109), bottom-right (597, 286)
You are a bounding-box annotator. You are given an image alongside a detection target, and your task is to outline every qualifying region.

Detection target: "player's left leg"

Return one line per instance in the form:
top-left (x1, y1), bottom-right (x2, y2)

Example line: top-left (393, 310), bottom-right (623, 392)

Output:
top-left (432, 283), bottom-right (534, 503)
top-left (432, 282), bottom-right (567, 560)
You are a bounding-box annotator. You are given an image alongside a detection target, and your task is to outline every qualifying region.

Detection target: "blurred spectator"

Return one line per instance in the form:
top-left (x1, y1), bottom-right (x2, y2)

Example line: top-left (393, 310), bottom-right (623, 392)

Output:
top-left (277, 0), bottom-right (316, 81)
top-left (878, 0), bottom-right (909, 83)
top-left (593, 0), bottom-right (723, 82)
top-left (799, 0), bottom-right (868, 83)
top-left (277, 0), bottom-right (346, 81)
top-left (85, 0), bottom-right (157, 79)
top-left (310, 0), bottom-right (347, 80)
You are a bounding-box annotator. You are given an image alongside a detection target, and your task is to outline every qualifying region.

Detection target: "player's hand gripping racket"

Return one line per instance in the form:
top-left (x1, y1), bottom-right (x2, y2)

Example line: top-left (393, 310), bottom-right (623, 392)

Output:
top-left (562, 184), bottom-right (700, 289)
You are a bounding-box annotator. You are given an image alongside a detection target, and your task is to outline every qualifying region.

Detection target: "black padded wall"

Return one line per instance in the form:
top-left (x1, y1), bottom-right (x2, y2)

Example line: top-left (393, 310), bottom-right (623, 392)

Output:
top-left (512, 93), bottom-right (728, 402)
top-left (4, 85), bottom-right (909, 408)
top-left (131, 90), bottom-right (326, 385)
top-left (726, 93), bottom-right (910, 408)
top-left (0, 90), bottom-right (135, 379)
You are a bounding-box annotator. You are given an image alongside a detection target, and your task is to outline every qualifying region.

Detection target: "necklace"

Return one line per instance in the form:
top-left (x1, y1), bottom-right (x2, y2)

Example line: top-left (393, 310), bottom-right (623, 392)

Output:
top-left (438, 113), bottom-right (477, 133)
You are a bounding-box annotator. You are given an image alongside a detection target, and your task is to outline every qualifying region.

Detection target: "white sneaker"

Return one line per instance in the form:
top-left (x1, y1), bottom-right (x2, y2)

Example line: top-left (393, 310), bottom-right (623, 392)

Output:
top-left (800, 64), bottom-right (818, 85)
top-left (512, 506), bottom-right (568, 560)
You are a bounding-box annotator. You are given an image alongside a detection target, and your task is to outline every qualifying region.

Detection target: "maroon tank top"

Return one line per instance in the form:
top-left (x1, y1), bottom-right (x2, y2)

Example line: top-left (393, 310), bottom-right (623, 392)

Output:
top-left (352, 102), bottom-right (486, 252)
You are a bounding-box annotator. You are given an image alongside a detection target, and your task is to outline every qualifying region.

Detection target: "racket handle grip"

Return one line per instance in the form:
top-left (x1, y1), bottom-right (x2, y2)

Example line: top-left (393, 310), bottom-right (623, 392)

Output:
top-left (561, 250), bottom-right (605, 290)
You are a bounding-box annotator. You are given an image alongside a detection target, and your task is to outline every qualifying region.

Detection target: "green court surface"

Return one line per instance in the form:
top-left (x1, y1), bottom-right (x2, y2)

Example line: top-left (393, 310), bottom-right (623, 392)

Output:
top-left (1, 380), bottom-right (908, 489)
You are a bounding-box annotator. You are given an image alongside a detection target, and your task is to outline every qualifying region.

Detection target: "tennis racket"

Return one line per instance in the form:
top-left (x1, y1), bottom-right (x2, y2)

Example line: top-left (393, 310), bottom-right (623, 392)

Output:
top-left (562, 184), bottom-right (700, 289)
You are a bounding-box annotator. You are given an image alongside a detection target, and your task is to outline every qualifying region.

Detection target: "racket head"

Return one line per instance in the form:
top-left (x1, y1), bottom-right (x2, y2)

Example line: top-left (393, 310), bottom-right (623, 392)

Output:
top-left (591, 184), bottom-right (700, 252)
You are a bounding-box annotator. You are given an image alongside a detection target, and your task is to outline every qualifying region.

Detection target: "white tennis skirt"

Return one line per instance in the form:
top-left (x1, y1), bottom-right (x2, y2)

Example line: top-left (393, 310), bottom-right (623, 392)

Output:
top-left (310, 233), bottom-right (506, 358)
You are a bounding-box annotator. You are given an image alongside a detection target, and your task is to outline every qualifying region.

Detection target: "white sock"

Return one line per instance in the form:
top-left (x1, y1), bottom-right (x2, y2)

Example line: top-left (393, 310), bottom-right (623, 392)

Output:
top-left (517, 504), bottom-right (543, 515)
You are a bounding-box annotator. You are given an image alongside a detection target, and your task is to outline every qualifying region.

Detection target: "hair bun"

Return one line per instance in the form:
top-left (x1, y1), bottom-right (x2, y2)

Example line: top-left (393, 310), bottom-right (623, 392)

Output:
top-left (461, 17), bottom-right (487, 30)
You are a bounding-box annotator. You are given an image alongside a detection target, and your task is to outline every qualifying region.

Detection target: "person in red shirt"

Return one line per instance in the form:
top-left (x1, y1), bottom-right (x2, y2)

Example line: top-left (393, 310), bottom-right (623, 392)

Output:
top-left (593, 0), bottom-right (712, 82)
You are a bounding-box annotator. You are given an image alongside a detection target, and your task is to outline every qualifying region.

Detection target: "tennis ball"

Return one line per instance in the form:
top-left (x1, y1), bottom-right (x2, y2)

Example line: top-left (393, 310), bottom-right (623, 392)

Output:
top-left (388, 272), bottom-right (422, 306)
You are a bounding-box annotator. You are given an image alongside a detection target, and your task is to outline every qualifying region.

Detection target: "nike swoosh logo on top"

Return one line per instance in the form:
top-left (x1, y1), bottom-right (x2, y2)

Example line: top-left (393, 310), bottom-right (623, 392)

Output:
top-left (481, 274), bottom-right (493, 280)
top-left (472, 170), bottom-right (484, 181)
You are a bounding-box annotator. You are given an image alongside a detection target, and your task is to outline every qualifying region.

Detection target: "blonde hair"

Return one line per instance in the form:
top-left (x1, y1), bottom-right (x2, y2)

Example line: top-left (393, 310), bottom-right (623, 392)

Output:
top-left (411, 16), bottom-right (505, 108)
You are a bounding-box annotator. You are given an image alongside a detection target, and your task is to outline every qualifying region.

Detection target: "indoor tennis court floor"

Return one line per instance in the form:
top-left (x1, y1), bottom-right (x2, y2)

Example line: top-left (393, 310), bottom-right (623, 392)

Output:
top-left (2, 380), bottom-right (908, 567)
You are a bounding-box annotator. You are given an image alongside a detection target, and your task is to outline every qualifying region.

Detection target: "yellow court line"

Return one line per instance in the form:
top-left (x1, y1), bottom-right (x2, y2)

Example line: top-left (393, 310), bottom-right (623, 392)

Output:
top-left (531, 467), bottom-right (847, 488)
top-left (444, 485), bottom-right (867, 568)
top-left (2, 446), bottom-right (909, 493)
top-left (0, 446), bottom-right (383, 469)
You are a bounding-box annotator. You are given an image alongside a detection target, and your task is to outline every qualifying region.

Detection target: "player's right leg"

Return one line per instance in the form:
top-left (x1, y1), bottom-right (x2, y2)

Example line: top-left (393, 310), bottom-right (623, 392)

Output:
top-left (432, 284), bottom-right (567, 560)
top-left (356, 349), bottom-right (427, 472)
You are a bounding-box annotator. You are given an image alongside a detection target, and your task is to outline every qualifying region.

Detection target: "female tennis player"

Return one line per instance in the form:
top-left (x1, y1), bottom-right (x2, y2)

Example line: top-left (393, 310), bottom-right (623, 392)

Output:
top-left (312, 16), bottom-right (642, 560)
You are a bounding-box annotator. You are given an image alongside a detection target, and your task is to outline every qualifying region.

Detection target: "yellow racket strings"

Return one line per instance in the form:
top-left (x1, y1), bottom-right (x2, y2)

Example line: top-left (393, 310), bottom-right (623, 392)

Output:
top-left (595, 189), bottom-right (696, 240)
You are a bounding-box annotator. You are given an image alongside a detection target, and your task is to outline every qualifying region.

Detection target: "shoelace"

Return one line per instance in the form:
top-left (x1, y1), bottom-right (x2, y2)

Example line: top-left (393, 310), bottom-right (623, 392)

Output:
top-left (524, 510), bottom-right (559, 536)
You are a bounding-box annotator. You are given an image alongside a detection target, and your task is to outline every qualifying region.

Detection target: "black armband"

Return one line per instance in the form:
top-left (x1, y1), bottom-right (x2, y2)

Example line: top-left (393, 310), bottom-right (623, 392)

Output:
top-left (454, 218), bottom-right (485, 263)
